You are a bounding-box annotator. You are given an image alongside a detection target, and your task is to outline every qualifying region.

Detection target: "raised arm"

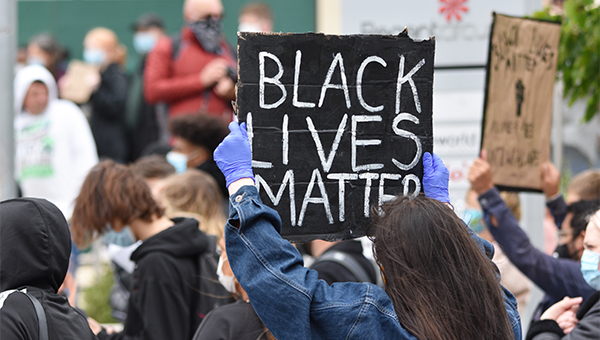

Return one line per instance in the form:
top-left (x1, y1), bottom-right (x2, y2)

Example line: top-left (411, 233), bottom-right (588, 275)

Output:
top-left (468, 152), bottom-right (596, 303)
top-left (541, 162), bottom-right (568, 228)
top-left (213, 122), bottom-right (406, 340)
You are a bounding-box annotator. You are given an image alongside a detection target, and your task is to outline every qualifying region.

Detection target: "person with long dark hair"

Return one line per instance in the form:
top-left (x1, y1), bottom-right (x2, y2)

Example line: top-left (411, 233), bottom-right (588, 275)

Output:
top-left (213, 122), bottom-right (521, 340)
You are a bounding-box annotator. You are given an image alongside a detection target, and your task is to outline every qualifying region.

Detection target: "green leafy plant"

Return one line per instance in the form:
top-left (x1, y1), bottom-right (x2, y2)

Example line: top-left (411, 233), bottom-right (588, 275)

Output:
top-left (532, 0), bottom-right (600, 122)
top-left (81, 265), bottom-right (117, 324)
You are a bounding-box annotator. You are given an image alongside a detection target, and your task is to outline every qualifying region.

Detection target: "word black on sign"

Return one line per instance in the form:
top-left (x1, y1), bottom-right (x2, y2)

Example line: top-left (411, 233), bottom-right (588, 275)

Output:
top-left (237, 32), bottom-right (435, 242)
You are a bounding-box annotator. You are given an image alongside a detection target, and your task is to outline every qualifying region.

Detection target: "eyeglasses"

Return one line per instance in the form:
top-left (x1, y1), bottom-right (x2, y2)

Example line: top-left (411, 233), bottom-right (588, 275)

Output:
top-left (557, 230), bottom-right (573, 239)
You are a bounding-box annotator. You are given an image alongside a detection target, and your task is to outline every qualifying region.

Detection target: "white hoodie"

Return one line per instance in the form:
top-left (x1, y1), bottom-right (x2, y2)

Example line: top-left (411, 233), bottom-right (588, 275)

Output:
top-left (14, 65), bottom-right (98, 219)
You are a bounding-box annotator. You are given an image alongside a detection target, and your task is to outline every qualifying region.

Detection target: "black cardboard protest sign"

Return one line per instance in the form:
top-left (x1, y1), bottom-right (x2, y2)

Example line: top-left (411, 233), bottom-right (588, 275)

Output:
top-left (237, 32), bottom-right (435, 242)
top-left (482, 13), bottom-right (560, 192)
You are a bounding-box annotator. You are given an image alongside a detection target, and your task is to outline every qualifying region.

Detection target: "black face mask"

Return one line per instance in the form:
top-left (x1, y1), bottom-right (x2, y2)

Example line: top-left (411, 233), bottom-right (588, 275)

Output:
top-left (189, 18), bottom-right (223, 54)
top-left (554, 244), bottom-right (575, 260)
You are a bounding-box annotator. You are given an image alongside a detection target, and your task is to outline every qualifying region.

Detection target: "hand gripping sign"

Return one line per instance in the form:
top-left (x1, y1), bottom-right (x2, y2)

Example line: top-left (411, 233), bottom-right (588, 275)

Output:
top-left (237, 31), bottom-right (435, 242)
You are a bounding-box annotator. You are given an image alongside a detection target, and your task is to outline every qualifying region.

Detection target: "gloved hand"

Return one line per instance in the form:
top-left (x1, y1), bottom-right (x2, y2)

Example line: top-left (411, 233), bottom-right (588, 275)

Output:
top-left (214, 122), bottom-right (255, 187)
top-left (422, 152), bottom-right (450, 203)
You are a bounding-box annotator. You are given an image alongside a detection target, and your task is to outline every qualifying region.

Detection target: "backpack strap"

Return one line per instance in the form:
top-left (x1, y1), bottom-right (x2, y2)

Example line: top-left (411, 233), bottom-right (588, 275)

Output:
top-left (311, 251), bottom-right (372, 284)
top-left (170, 33), bottom-right (182, 60)
top-left (22, 292), bottom-right (49, 340)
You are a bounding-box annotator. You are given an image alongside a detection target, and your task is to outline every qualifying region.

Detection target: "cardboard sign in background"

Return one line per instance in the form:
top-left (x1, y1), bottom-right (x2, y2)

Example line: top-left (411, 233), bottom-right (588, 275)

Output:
top-left (482, 14), bottom-right (561, 192)
top-left (237, 32), bottom-right (435, 242)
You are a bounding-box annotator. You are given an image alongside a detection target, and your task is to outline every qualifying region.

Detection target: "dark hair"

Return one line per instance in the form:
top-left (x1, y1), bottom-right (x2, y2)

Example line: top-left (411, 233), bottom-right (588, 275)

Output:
top-left (168, 114), bottom-right (229, 152)
top-left (71, 160), bottom-right (164, 248)
top-left (567, 199), bottom-right (600, 238)
top-left (132, 13), bottom-right (164, 31)
top-left (131, 155), bottom-right (175, 179)
top-left (370, 195), bottom-right (513, 340)
top-left (28, 33), bottom-right (63, 57)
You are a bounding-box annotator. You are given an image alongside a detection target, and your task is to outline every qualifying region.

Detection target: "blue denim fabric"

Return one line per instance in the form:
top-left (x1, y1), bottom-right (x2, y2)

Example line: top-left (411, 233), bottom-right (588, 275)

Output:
top-left (226, 185), bottom-right (522, 340)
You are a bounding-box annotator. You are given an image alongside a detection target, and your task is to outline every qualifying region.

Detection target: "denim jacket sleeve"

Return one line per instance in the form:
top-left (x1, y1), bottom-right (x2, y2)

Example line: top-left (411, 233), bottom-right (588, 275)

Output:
top-left (478, 188), bottom-right (596, 304)
top-left (225, 186), bottom-right (413, 340)
top-left (226, 185), bottom-right (521, 339)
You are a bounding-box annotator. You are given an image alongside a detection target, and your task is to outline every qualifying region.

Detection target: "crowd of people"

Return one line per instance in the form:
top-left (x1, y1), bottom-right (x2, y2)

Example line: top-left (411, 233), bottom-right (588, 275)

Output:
top-left (2, 0), bottom-right (599, 339)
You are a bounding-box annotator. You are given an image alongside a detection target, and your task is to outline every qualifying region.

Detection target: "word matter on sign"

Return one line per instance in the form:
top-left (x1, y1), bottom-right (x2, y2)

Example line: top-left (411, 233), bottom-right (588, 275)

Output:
top-left (237, 32), bottom-right (435, 242)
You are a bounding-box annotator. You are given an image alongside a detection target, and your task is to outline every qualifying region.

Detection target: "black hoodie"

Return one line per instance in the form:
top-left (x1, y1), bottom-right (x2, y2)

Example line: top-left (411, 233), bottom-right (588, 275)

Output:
top-left (98, 218), bottom-right (210, 340)
top-left (0, 198), bottom-right (96, 340)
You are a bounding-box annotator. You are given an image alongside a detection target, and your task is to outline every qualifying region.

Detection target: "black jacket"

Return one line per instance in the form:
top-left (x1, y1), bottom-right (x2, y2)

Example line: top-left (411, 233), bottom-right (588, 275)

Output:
top-left (90, 62), bottom-right (129, 163)
top-left (125, 54), bottom-right (163, 162)
top-left (98, 218), bottom-right (211, 340)
top-left (311, 240), bottom-right (377, 285)
top-left (526, 291), bottom-right (600, 340)
top-left (192, 300), bottom-right (269, 340)
top-left (0, 198), bottom-right (96, 340)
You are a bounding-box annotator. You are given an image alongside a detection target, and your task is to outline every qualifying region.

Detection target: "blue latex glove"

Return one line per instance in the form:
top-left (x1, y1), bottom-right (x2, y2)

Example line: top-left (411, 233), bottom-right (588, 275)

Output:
top-left (422, 152), bottom-right (450, 203)
top-left (214, 122), bottom-right (255, 187)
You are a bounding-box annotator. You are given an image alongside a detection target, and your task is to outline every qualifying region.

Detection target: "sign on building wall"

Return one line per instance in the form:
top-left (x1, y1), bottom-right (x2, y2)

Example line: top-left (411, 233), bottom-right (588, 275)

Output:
top-left (341, 0), bottom-right (526, 67)
top-left (237, 32), bottom-right (435, 242)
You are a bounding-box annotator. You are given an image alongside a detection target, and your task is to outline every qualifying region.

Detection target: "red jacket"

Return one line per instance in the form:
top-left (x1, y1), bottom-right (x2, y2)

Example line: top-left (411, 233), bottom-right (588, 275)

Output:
top-left (144, 27), bottom-right (236, 118)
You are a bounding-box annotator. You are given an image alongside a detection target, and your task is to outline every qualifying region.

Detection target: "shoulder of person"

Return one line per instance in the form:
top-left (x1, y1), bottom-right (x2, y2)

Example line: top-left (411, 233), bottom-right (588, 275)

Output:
top-left (0, 289), bottom-right (40, 333)
top-left (51, 99), bottom-right (86, 117)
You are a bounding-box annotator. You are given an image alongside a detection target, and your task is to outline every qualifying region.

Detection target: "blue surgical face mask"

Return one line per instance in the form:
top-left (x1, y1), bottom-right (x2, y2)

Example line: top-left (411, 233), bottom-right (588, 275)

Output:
top-left (103, 224), bottom-right (136, 247)
top-left (581, 249), bottom-right (600, 290)
top-left (166, 151), bottom-right (188, 173)
top-left (27, 56), bottom-right (47, 67)
top-left (83, 48), bottom-right (106, 65)
top-left (133, 32), bottom-right (158, 55)
top-left (463, 208), bottom-right (486, 234)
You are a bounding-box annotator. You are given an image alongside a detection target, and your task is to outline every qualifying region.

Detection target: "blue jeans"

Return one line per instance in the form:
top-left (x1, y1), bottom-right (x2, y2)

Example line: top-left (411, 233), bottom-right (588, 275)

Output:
top-left (225, 185), bottom-right (522, 339)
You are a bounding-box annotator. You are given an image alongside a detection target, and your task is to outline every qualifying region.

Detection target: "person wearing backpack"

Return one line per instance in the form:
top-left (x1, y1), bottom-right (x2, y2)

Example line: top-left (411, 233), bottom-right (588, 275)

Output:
top-left (125, 14), bottom-right (169, 162)
top-left (0, 198), bottom-right (96, 340)
top-left (70, 160), bottom-right (231, 340)
top-left (308, 239), bottom-right (382, 286)
top-left (143, 0), bottom-right (236, 119)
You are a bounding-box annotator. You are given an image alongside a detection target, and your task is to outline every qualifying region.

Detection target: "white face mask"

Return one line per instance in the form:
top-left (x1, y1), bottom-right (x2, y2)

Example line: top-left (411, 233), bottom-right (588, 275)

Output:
top-left (238, 22), bottom-right (263, 33)
top-left (216, 256), bottom-right (237, 294)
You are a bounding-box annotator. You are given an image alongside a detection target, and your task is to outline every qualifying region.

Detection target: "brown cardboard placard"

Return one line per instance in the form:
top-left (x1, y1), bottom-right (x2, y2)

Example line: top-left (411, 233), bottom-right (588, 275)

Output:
top-left (59, 60), bottom-right (99, 104)
top-left (482, 13), bottom-right (561, 192)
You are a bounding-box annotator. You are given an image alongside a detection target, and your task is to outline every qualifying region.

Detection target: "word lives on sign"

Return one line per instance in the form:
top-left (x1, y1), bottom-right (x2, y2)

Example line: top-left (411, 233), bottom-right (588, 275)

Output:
top-left (237, 32), bottom-right (435, 242)
top-left (482, 13), bottom-right (560, 192)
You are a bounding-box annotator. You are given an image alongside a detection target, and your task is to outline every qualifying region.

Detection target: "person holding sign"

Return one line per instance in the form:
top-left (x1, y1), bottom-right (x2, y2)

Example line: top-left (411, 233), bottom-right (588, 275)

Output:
top-left (214, 122), bottom-right (521, 340)
top-left (468, 151), bottom-right (598, 321)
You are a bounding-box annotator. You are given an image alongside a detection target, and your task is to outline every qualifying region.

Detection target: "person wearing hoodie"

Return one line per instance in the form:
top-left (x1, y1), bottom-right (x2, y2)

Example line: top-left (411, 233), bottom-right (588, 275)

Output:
top-left (70, 159), bottom-right (228, 340)
top-left (0, 197), bottom-right (97, 340)
top-left (14, 64), bottom-right (98, 220)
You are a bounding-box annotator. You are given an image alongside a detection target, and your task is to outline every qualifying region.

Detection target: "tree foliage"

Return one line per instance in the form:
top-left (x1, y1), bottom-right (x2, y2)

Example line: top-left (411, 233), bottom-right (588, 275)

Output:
top-left (532, 0), bottom-right (599, 122)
